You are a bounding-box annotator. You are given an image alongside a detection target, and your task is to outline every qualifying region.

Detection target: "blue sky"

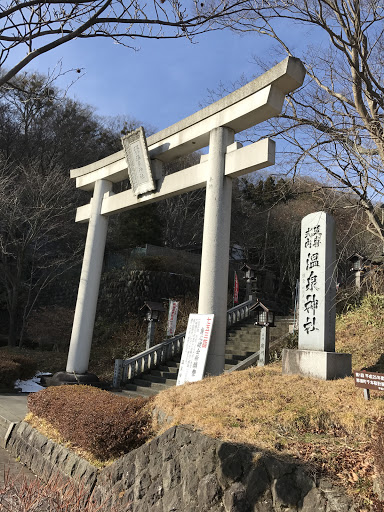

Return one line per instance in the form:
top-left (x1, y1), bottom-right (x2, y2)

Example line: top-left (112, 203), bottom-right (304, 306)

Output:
top-left (6, 27), bottom-right (298, 132)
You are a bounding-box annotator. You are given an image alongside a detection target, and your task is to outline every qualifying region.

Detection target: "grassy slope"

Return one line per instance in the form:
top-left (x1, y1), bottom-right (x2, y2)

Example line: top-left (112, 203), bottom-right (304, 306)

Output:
top-left (153, 295), bottom-right (384, 508)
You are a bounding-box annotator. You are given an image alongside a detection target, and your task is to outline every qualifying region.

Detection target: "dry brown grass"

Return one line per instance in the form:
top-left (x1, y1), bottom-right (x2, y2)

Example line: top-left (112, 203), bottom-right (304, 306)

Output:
top-left (336, 295), bottom-right (384, 372)
top-left (153, 295), bottom-right (384, 508)
top-left (154, 366), bottom-right (380, 505)
top-left (154, 365), bottom-right (379, 447)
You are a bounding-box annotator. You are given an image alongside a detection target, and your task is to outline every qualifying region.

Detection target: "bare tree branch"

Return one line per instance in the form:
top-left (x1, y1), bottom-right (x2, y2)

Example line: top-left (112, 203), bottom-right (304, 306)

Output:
top-left (0, 0), bottom-right (250, 86)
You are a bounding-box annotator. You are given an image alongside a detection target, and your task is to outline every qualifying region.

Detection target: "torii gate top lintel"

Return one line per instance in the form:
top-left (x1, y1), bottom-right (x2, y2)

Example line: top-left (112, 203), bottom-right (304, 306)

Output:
top-left (64, 56), bottom-right (305, 378)
top-left (70, 57), bottom-right (305, 192)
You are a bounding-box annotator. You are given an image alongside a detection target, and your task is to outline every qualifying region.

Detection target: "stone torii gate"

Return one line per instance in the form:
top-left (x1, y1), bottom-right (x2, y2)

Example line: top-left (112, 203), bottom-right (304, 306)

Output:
top-left (57, 57), bottom-right (305, 384)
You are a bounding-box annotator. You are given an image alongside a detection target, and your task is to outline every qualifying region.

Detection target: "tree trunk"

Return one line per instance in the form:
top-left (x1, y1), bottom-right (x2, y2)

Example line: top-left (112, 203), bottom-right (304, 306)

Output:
top-left (7, 260), bottom-right (23, 347)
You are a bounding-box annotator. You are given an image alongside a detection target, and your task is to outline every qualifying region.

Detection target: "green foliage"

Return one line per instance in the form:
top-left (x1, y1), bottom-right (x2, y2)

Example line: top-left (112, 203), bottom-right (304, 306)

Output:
top-left (28, 386), bottom-right (153, 461)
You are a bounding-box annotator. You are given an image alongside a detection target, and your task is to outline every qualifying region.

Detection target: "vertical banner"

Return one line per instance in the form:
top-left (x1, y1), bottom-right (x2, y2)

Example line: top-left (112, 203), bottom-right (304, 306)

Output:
top-left (176, 314), bottom-right (214, 386)
top-left (234, 272), bottom-right (239, 305)
top-left (166, 300), bottom-right (179, 337)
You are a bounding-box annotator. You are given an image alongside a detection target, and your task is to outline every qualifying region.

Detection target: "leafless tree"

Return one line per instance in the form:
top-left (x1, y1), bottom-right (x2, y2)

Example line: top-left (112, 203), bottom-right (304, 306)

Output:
top-left (227, 0), bottom-right (384, 245)
top-left (0, 159), bottom-right (81, 346)
top-left (0, 0), bottom-right (249, 87)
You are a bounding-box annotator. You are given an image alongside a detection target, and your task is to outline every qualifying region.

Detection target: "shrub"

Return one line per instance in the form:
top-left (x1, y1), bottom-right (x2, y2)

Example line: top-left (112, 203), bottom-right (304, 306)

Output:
top-left (28, 386), bottom-right (152, 461)
top-left (0, 350), bottom-right (38, 388)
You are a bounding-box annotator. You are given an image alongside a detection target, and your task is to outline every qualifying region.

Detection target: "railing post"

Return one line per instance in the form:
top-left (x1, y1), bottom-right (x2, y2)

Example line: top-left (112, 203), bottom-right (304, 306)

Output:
top-left (114, 299), bottom-right (253, 384)
top-left (113, 359), bottom-right (123, 388)
top-left (122, 362), bottom-right (129, 384)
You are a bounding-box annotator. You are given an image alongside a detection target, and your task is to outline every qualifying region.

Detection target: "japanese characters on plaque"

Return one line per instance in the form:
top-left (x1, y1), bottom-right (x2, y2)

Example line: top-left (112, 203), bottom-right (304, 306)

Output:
top-left (298, 212), bottom-right (336, 352)
top-left (121, 126), bottom-right (156, 196)
top-left (176, 314), bottom-right (214, 386)
top-left (354, 370), bottom-right (384, 392)
top-left (166, 300), bottom-right (179, 337)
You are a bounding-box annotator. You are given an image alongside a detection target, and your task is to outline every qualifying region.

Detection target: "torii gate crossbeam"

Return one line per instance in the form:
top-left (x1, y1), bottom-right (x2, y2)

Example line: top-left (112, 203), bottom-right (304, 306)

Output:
top-left (57, 57), bottom-right (305, 384)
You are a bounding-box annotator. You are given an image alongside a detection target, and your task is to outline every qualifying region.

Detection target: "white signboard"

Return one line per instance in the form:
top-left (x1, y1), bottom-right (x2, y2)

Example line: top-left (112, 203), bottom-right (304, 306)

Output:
top-left (121, 127), bottom-right (156, 196)
top-left (167, 300), bottom-right (179, 337)
top-left (176, 314), bottom-right (214, 386)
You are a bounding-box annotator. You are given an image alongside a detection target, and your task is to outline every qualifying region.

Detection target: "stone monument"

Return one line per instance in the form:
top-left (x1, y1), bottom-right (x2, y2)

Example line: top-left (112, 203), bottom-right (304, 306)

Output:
top-left (282, 211), bottom-right (351, 380)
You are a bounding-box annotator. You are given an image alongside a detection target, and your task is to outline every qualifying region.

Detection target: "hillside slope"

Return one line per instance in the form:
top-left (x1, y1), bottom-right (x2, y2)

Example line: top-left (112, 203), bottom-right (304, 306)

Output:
top-left (153, 295), bottom-right (384, 509)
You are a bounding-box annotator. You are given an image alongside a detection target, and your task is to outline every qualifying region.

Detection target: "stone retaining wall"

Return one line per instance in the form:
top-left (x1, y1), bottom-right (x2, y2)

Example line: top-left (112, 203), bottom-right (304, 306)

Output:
top-left (97, 270), bottom-right (198, 320)
top-left (38, 269), bottom-right (198, 320)
top-left (6, 422), bottom-right (355, 511)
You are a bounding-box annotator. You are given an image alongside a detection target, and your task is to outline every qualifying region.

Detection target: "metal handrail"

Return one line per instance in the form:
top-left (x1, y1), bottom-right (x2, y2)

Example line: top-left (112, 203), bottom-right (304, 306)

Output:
top-left (113, 298), bottom-right (255, 388)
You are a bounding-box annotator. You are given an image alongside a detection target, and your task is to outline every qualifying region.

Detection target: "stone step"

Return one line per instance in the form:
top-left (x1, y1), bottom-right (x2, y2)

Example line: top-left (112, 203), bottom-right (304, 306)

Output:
top-left (163, 360), bottom-right (180, 369)
top-left (225, 350), bottom-right (255, 358)
top-left (141, 374), bottom-right (177, 386)
top-left (226, 346), bottom-right (259, 354)
top-left (151, 370), bottom-right (178, 379)
top-left (225, 356), bottom-right (247, 365)
top-left (123, 384), bottom-right (159, 397)
top-left (132, 378), bottom-right (171, 391)
top-left (226, 341), bottom-right (259, 348)
top-left (227, 330), bottom-right (257, 337)
top-left (120, 315), bottom-right (294, 398)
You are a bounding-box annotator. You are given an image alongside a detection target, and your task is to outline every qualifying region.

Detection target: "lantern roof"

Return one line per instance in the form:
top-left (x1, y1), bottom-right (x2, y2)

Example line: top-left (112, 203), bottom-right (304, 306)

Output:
top-left (249, 299), bottom-right (277, 313)
top-left (347, 253), bottom-right (368, 263)
top-left (140, 301), bottom-right (166, 313)
top-left (240, 263), bottom-right (259, 272)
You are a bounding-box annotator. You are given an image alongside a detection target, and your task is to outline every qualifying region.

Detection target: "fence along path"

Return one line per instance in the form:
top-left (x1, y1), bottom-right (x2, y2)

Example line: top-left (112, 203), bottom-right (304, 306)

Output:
top-left (113, 299), bottom-right (253, 389)
top-left (113, 300), bottom-right (293, 396)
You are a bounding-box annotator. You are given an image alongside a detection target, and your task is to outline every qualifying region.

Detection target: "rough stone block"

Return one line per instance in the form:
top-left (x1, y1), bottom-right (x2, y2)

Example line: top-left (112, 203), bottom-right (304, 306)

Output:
top-left (224, 482), bottom-right (250, 512)
top-left (244, 463), bottom-right (271, 505)
top-left (272, 474), bottom-right (301, 508)
top-left (197, 473), bottom-right (222, 508)
top-left (282, 348), bottom-right (352, 380)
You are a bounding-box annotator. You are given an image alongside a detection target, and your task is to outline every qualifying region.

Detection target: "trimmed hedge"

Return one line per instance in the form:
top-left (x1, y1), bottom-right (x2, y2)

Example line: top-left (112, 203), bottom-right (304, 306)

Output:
top-left (28, 386), bottom-right (152, 461)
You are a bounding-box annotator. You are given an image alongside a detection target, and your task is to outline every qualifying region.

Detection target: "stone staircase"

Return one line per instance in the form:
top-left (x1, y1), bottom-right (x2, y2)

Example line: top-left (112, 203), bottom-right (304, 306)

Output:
top-left (224, 315), bottom-right (293, 369)
top-left (120, 315), bottom-right (293, 398)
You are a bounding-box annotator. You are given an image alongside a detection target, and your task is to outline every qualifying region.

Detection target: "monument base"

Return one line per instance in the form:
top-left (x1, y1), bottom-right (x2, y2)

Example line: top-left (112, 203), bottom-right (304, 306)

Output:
top-left (282, 349), bottom-right (352, 380)
top-left (45, 371), bottom-right (100, 387)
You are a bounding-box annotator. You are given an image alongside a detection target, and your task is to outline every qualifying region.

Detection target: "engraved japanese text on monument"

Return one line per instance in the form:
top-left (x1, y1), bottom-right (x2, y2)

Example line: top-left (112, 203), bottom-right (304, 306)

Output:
top-left (299, 211), bottom-right (336, 352)
top-left (121, 127), bottom-right (156, 196)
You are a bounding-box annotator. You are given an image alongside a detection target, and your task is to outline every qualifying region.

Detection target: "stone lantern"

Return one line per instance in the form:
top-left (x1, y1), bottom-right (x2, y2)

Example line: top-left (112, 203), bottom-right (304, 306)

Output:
top-left (140, 301), bottom-right (166, 350)
top-left (250, 300), bottom-right (276, 366)
top-left (240, 263), bottom-right (258, 301)
top-left (347, 253), bottom-right (369, 290)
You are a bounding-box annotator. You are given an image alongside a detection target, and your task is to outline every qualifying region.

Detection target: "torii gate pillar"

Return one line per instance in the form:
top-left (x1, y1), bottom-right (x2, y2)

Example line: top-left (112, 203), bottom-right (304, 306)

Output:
top-left (198, 126), bottom-right (234, 375)
top-left (55, 56), bottom-right (305, 384)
